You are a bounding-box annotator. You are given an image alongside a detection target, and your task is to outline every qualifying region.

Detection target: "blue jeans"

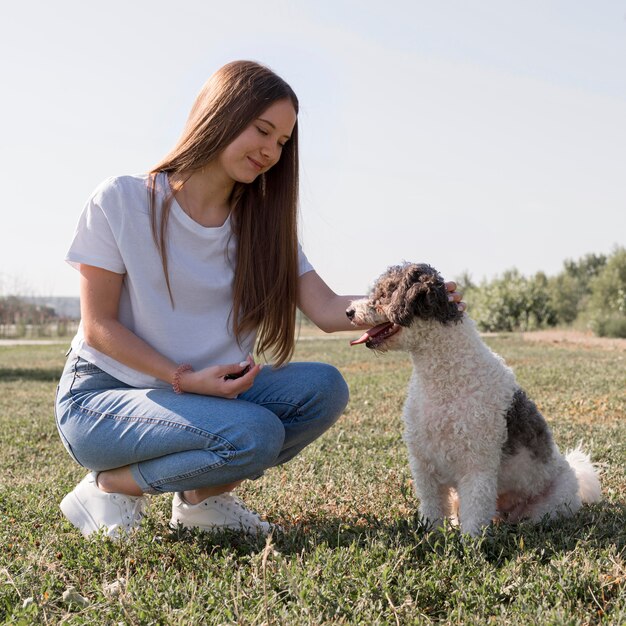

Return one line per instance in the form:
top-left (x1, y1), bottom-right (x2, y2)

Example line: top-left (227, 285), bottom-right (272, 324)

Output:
top-left (55, 353), bottom-right (349, 494)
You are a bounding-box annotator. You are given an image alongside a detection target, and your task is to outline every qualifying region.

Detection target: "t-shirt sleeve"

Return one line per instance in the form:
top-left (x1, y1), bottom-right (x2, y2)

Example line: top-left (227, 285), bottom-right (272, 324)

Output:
top-left (297, 243), bottom-right (314, 276)
top-left (65, 181), bottom-right (126, 274)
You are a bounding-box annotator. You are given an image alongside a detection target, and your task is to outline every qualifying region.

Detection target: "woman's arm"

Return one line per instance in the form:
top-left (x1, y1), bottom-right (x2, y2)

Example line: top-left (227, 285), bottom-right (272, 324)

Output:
top-left (297, 271), bottom-right (366, 333)
top-left (80, 264), bottom-right (183, 381)
top-left (297, 270), bottom-right (464, 333)
top-left (79, 264), bottom-right (260, 396)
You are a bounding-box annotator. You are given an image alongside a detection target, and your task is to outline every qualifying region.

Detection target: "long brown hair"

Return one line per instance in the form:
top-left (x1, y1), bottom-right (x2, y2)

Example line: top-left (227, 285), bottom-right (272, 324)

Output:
top-left (148, 60), bottom-right (300, 366)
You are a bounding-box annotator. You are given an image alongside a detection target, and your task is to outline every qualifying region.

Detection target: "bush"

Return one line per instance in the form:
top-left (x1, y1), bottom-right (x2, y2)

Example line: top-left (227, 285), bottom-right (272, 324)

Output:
top-left (591, 315), bottom-right (626, 338)
top-left (467, 270), bottom-right (557, 332)
top-left (461, 249), bottom-right (625, 337)
top-left (547, 273), bottom-right (586, 325)
top-left (583, 247), bottom-right (626, 338)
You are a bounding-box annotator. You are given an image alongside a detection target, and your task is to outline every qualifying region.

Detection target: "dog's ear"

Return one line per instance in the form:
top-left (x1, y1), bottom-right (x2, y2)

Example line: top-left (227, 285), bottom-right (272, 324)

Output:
top-left (387, 264), bottom-right (434, 325)
top-left (388, 265), bottom-right (428, 325)
top-left (389, 264), bottom-right (462, 325)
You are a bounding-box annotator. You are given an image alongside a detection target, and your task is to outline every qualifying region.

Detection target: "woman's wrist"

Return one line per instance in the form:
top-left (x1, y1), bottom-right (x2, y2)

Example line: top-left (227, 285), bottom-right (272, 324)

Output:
top-left (172, 364), bottom-right (193, 394)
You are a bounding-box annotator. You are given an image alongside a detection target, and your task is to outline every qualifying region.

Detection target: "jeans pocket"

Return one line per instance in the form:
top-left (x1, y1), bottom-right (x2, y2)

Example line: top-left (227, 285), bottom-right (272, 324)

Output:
top-left (54, 384), bottom-right (83, 466)
top-left (73, 357), bottom-right (105, 377)
top-left (68, 357), bottom-right (127, 395)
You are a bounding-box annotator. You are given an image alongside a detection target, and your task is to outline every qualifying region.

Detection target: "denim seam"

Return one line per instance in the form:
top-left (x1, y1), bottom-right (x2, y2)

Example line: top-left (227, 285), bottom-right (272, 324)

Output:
top-left (135, 459), bottom-right (234, 491)
top-left (256, 398), bottom-right (303, 418)
top-left (55, 383), bottom-right (82, 466)
top-left (74, 363), bottom-right (101, 375)
top-left (67, 357), bottom-right (238, 471)
top-left (148, 461), bottom-right (235, 489)
top-left (66, 359), bottom-right (234, 448)
top-left (66, 395), bottom-right (238, 453)
top-left (128, 464), bottom-right (157, 494)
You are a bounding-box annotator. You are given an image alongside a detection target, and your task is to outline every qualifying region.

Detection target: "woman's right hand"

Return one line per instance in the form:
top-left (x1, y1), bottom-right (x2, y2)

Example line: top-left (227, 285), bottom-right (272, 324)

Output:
top-left (179, 354), bottom-right (262, 398)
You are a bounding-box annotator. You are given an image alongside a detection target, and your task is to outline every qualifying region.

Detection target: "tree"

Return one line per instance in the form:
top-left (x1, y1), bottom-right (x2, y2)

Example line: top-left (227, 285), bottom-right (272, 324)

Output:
top-left (466, 269), bottom-right (557, 332)
top-left (584, 247), bottom-right (626, 338)
top-left (547, 252), bottom-right (608, 325)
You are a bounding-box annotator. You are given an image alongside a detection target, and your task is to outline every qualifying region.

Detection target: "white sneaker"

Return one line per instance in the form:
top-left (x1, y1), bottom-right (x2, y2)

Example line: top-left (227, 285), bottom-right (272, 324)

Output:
top-left (60, 472), bottom-right (147, 538)
top-left (170, 492), bottom-right (273, 535)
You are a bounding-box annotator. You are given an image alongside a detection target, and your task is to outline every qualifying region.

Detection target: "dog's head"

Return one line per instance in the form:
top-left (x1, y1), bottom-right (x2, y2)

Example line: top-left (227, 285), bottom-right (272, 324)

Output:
top-left (346, 263), bottom-right (463, 350)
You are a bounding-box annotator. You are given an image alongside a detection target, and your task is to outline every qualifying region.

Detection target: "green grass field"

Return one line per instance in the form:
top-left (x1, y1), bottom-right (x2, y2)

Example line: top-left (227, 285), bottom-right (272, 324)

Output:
top-left (1, 335), bottom-right (624, 625)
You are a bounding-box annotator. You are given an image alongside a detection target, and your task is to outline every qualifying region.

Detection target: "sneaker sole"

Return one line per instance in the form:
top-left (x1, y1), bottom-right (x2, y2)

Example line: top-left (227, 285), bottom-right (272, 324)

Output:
top-left (169, 517), bottom-right (272, 535)
top-left (60, 491), bottom-right (100, 537)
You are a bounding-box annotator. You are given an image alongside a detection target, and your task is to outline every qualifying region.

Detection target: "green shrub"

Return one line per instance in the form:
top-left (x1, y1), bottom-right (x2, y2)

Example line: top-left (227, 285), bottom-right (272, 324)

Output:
top-left (547, 272), bottom-right (587, 325)
top-left (590, 315), bottom-right (626, 338)
top-left (466, 270), bottom-right (557, 332)
top-left (583, 247), bottom-right (626, 338)
top-left (461, 250), bottom-right (626, 336)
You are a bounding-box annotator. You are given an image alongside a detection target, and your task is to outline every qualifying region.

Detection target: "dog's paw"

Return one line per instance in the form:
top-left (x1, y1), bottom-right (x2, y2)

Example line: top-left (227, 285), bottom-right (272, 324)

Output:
top-left (420, 512), bottom-right (445, 532)
top-left (460, 519), bottom-right (493, 539)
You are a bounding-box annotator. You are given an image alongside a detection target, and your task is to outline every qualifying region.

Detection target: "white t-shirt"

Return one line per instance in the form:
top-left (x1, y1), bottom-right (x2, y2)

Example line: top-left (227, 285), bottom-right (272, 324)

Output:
top-left (66, 173), bottom-right (314, 388)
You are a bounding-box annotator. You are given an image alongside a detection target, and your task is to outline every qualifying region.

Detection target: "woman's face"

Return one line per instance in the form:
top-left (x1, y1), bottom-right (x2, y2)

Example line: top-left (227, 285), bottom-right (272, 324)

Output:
top-left (218, 98), bottom-right (297, 184)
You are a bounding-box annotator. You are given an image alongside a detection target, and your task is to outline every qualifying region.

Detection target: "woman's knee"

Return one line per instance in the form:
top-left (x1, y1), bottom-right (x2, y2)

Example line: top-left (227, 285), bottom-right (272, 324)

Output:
top-left (304, 362), bottom-right (350, 419)
top-left (233, 412), bottom-right (285, 474)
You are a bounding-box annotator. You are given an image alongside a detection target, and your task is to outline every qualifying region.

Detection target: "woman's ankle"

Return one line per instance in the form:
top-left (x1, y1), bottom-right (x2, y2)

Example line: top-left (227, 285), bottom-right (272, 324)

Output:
top-left (96, 468), bottom-right (144, 497)
top-left (182, 480), bottom-right (244, 505)
top-left (182, 487), bottom-right (228, 505)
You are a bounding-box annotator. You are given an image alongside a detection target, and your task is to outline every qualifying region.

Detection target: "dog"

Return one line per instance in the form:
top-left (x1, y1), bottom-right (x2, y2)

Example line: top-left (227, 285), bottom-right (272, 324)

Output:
top-left (346, 263), bottom-right (601, 537)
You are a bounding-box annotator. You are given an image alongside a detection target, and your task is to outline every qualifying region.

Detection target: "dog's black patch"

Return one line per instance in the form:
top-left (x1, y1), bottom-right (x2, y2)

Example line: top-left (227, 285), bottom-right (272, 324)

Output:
top-left (502, 388), bottom-right (553, 461)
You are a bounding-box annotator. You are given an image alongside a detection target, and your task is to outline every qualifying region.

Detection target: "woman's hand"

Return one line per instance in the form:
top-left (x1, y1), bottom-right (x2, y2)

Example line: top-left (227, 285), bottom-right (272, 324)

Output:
top-left (445, 281), bottom-right (466, 312)
top-left (179, 354), bottom-right (262, 398)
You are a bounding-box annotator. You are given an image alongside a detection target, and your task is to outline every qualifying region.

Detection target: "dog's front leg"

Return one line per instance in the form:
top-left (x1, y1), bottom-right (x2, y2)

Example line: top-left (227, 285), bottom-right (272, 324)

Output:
top-left (457, 470), bottom-right (498, 537)
top-left (408, 456), bottom-right (446, 529)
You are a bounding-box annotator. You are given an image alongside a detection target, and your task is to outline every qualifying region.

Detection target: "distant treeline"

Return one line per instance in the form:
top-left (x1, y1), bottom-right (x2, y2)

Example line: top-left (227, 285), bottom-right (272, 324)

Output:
top-left (459, 246), bottom-right (626, 338)
top-left (0, 296), bottom-right (79, 338)
top-left (2, 247), bottom-right (625, 339)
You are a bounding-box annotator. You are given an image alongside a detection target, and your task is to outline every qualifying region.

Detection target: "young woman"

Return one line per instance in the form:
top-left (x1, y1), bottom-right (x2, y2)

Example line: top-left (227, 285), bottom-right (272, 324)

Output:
top-left (55, 60), bottom-right (463, 538)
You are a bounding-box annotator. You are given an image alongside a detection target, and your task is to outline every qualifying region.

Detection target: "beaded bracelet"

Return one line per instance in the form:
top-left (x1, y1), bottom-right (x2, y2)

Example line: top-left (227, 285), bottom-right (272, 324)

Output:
top-left (172, 364), bottom-right (193, 394)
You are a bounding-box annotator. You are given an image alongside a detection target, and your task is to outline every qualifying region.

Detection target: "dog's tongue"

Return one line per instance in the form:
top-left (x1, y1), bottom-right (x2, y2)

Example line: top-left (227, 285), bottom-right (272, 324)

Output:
top-left (350, 322), bottom-right (394, 346)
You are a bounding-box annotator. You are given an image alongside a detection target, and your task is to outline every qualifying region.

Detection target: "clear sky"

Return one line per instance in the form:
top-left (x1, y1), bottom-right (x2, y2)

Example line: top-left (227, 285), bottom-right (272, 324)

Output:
top-left (1, 0), bottom-right (624, 298)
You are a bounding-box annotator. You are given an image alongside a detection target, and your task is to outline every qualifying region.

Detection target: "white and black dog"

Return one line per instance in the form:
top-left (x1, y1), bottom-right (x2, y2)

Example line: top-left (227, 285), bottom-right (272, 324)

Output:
top-left (347, 263), bottom-right (601, 537)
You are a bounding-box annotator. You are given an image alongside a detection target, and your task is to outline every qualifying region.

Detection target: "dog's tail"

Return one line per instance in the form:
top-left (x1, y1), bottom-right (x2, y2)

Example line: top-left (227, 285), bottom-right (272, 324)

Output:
top-left (565, 445), bottom-right (602, 504)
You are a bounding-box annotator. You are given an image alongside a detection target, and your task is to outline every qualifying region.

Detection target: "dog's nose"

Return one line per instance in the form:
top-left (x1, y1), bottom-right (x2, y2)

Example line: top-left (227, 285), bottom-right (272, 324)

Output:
top-left (346, 308), bottom-right (355, 320)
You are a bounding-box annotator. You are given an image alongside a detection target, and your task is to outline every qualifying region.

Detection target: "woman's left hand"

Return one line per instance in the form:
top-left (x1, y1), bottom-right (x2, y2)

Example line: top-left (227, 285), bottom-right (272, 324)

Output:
top-left (445, 281), bottom-right (466, 312)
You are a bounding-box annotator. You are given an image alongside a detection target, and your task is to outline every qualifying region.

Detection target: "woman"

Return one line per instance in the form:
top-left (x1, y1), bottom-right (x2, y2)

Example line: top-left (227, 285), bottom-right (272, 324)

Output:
top-left (55, 60), bottom-right (463, 538)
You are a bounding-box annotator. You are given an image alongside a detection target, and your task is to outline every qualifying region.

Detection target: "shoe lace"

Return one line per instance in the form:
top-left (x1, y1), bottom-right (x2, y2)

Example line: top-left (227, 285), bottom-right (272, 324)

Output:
top-left (221, 493), bottom-right (261, 520)
top-left (116, 495), bottom-right (146, 528)
top-left (211, 492), bottom-right (275, 532)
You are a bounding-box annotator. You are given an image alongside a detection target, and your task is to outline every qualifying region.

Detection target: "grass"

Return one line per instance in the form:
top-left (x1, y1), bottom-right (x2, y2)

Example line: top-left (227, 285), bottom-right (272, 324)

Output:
top-left (0, 335), bottom-right (624, 625)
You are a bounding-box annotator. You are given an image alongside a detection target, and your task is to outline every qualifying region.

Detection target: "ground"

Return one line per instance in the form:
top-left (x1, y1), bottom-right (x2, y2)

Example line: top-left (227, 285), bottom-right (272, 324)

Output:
top-left (296, 324), bottom-right (626, 352)
top-left (518, 329), bottom-right (626, 352)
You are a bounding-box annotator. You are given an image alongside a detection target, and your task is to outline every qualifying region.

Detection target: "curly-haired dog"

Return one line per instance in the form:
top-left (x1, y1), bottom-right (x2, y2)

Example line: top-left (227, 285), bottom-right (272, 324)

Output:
top-left (346, 263), bottom-right (601, 537)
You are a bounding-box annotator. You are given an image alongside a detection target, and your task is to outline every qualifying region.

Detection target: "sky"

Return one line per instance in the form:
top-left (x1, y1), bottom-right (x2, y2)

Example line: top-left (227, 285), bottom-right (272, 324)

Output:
top-left (1, 0), bottom-right (625, 298)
